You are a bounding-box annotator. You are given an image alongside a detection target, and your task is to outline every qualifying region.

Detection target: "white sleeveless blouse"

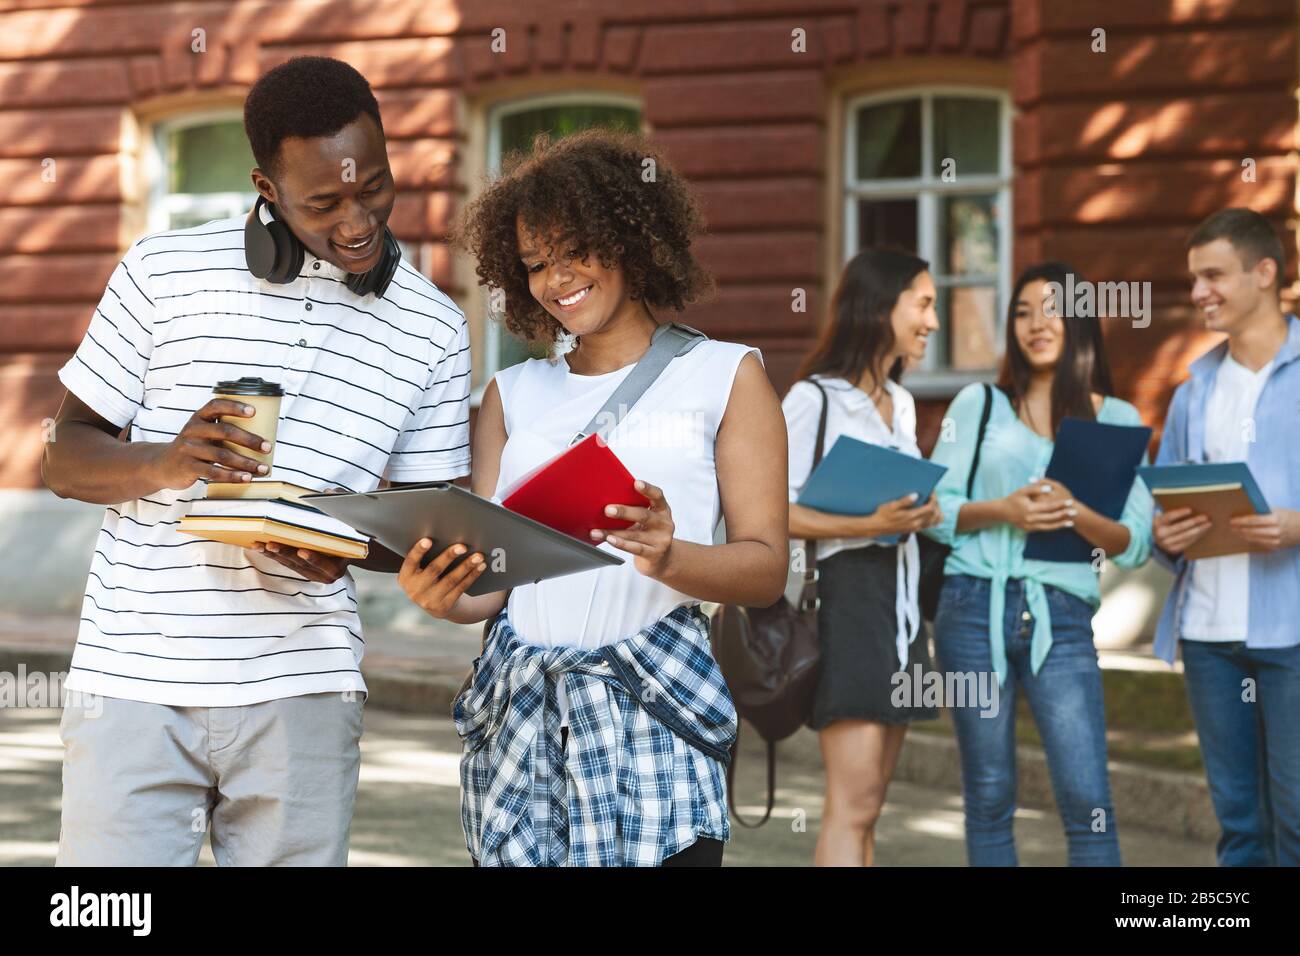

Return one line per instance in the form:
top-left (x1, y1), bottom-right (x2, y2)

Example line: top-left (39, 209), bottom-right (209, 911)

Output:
top-left (493, 338), bottom-right (760, 650)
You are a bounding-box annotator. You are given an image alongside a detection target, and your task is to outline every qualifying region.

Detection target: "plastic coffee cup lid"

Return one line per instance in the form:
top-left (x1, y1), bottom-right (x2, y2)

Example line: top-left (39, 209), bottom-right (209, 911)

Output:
top-left (213, 377), bottom-right (284, 397)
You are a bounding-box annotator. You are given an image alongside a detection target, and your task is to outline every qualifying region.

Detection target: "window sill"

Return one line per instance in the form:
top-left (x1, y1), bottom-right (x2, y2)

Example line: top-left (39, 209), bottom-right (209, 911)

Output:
top-left (904, 370), bottom-right (994, 401)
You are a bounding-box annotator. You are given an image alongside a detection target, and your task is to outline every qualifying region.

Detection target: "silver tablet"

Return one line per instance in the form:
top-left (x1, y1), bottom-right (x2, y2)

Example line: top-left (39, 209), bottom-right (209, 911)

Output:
top-left (302, 483), bottom-right (623, 596)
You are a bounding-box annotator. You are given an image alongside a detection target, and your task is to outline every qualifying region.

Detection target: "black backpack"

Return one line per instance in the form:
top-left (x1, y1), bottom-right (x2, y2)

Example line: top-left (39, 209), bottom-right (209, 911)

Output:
top-left (710, 380), bottom-right (829, 827)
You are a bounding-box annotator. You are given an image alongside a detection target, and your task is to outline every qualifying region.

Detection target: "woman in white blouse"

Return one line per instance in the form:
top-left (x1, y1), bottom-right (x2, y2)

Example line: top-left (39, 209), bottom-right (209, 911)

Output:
top-left (783, 247), bottom-right (943, 867)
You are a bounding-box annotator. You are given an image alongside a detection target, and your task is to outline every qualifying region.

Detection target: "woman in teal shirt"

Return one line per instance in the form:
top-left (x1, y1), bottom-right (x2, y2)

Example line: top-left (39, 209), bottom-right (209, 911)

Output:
top-left (924, 261), bottom-right (1152, 866)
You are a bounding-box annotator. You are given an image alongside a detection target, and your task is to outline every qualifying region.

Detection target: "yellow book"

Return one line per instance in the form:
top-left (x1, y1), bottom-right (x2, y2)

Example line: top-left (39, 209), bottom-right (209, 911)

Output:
top-left (178, 498), bottom-right (369, 560)
top-left (178, 517), bottom-right (369, 560)
top-left (205, 479), bottom-right (318, 502)
top-left (1149, 483), bottom-right (1267, 560)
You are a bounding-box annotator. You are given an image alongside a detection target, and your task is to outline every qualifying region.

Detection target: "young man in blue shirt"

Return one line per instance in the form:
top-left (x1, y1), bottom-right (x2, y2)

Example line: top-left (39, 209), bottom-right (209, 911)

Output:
top-left (1152, 207), bottom-right (1300, 866)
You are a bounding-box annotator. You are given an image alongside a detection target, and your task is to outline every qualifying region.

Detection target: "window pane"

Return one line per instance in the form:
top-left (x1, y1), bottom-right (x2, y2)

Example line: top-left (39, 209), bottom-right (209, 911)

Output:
top-left (499, 103), bottom-right (640, 160)
top-left (938, 285), bottom-right (999, 370)
top-left (937, 194), bottom-right (999, 278)
top-left (854, 99), bottom-right (921, 181)
top-left (856, 198), bottom-right (917, 253)
top-left (933, 97), bottom-right (1000, 177)
top-left (169, 212), bottom-right (205, 229)
top-left (498, 327), bottom-right (537, 368)
top-left (169, 121), bottom-right (256, 194)
top-left (165, 195), bottom-right (252, 230)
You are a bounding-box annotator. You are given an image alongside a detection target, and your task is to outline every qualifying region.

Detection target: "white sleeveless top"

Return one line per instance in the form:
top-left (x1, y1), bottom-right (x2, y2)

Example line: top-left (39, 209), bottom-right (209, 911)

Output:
top-left (493, 338), bottom-right (760, 650)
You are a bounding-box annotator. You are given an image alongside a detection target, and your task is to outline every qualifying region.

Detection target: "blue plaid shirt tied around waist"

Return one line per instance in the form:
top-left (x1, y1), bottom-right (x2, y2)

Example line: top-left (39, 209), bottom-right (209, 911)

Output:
top-left (454, 604), bottom-right (736, 867)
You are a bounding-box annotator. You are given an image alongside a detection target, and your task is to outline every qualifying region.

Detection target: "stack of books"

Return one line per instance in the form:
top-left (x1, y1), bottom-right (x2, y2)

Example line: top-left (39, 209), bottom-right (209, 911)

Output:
top-left (178, 478), bottom-right (369, 560)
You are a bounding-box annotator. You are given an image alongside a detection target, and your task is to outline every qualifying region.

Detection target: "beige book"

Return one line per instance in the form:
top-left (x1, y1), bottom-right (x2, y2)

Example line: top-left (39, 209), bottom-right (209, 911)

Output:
top-left (178, 516), bottom-right (369, 560)
top-left (205, 479), bottom-right (317, 502)
top-left (1150, 483), bottom-right (1268, 560)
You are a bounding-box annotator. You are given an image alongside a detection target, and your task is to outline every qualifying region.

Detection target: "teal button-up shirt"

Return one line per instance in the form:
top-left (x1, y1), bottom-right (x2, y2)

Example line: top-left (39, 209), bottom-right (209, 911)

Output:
top-left (924, 384), bottom-right (1153, 685)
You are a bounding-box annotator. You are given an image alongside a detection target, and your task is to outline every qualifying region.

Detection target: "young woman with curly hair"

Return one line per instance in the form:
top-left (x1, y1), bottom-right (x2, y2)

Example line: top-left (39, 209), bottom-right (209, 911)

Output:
top-left (395, 128), bottom-right (790, 867)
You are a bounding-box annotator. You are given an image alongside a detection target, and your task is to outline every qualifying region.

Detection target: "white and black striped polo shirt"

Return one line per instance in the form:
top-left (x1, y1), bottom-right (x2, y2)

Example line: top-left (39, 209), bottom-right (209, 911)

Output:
top-left (57, 216), bottom-right (471, 707)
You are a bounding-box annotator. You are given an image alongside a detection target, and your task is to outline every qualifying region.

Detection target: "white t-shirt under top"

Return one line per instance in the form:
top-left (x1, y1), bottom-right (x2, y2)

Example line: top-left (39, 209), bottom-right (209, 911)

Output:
top-left (782, 374), bottom-right (921, 562)
top-left (493, 338), bottom-right (760, 651)
top-left (781, 374), bottom-right (923, 668)
top-left (1181, 353), bottom-right (1273, 642)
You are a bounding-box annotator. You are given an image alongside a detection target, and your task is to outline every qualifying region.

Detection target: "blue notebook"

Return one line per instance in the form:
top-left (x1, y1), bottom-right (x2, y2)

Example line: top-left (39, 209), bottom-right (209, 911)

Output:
top-left (1136, 462), bottom-right (1269, 512)
top-left (796, 436), bottom-right (948, 545)
top-left (1023, 417), bottom-right (1152, 563)
top-left (1135, 462), bottom-right (1270, 559)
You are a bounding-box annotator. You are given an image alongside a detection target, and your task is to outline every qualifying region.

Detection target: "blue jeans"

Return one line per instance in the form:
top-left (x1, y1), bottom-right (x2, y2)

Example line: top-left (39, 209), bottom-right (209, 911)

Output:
top-left (934, 574), bottom-right (1120, 866)
top-left (1180, 639), bottom-right (1300, 866)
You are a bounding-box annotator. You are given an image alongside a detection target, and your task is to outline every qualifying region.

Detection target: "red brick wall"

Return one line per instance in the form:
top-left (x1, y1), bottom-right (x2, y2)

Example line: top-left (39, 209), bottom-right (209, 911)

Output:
top-left (2, 0), bottom-right (1293, 487)
top-left (1011, 0), bottom-right (1298, 448)
top-left (0, 0), bottom-right (1016, 488)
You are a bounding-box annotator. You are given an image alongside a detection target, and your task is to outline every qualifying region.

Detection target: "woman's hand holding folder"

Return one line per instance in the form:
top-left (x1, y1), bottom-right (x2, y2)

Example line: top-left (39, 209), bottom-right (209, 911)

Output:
top-left (398, 540), bottom-right (490, 620)
top-left (589, 479), bottom-right (675, 578)
top-left (999, 481), bottom-right (1078, 533)
top-left (789, 491), bottom-right (942, 540)
top-left (864, 491), bottom-right (943, 537)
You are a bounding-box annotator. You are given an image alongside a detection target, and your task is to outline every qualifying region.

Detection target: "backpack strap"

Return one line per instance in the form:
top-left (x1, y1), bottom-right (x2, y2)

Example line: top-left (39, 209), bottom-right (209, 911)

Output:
top-left (725, 724), bottom-right (778, 828)
top-left (798, 379), bottom-right (831, 613)
top-left (570, 321), bottom-right (707, 446)
top-left (966, 383), bottom-right (994, 498)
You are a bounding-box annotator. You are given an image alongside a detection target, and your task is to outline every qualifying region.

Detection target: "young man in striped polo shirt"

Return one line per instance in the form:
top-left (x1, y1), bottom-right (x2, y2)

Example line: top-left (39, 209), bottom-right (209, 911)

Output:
top-left (41, 57), bottom-right (471, 865)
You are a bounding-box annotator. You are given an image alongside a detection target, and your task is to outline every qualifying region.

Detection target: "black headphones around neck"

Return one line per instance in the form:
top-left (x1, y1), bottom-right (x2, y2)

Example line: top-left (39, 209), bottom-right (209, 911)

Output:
top-left (243, 194), bottom-right (401, 298)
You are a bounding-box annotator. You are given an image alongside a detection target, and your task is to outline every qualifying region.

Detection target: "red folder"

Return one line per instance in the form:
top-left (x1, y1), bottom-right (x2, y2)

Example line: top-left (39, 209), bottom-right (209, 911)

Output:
top-left (501, 434), bottom-right (650, 542)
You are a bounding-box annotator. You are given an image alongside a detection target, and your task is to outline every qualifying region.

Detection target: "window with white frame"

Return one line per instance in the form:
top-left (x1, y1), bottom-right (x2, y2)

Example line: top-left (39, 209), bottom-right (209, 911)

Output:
top-left (148, 110), bottom-right (420, 266)
top-left (148, 111), bottom-right (258, 232)
top-left (843, 88), bottom-right (1011, 390)
top-left (480, 94), bottom-right (642, 382)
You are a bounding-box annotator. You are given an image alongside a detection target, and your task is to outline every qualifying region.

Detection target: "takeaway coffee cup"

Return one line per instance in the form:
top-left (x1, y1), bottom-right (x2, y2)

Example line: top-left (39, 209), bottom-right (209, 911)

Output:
top-left (213, 377), bottom-right (284, 472)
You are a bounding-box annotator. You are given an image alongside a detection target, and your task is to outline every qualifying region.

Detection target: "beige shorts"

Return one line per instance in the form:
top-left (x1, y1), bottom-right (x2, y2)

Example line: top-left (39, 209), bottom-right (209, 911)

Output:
top-left (55, 691), bottom-right (364, 866)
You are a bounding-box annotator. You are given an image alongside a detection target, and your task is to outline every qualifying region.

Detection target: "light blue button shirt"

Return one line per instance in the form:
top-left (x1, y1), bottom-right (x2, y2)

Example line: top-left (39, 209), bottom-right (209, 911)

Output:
top-left (925, 384), bottom-right (1153, 685)
top-left (1152, 315), bottom-right (1300, 663)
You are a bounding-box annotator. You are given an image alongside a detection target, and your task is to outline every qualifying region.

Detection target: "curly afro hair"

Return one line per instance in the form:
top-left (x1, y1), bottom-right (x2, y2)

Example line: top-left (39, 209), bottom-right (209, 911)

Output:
top-left (244, 56), bottom-right (383, 176)
top-left (454, 127), bottom-right (714, 347)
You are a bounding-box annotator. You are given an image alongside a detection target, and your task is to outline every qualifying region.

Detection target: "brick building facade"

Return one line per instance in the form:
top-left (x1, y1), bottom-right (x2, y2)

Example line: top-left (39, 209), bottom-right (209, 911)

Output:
top-left (1, 0), bottom-right (1296, 498)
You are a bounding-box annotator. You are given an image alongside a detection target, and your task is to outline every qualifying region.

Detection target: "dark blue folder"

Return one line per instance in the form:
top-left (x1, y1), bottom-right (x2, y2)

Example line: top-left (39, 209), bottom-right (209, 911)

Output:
top-left (796, 436), bottom-right (948, 545)
top-left (1023, 417), bottom-right (1152, 563)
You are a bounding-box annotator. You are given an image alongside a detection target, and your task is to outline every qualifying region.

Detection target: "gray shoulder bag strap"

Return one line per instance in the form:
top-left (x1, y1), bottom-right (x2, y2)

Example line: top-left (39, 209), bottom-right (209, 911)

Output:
top-left (468, 322), bottom-right (709, 662)
top-left (569, 321), bottom-right (708, 446)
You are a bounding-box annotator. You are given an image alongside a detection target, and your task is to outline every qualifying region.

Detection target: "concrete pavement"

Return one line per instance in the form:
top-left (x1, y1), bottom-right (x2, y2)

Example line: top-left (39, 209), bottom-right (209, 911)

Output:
top-left (0, 704), bottom-right (1213, 867)
top-left (0, 606), bottom-right (1218, 865)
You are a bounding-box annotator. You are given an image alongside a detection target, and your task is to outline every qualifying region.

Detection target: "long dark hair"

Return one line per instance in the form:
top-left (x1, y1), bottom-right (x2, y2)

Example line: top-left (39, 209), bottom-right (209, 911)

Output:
top-left (998, 261), bottom-right (1115, 435)
top-left (794, 247), bottom-right (930, 392)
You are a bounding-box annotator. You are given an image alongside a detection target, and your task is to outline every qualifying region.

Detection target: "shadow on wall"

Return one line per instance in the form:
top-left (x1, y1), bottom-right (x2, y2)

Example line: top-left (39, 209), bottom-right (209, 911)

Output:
top-left (0, 491), bottom-right (102, 618)
top-left (1095, 560), bottom-right (1172, 651)
top-left (0, 350), bottom-right (104, 619)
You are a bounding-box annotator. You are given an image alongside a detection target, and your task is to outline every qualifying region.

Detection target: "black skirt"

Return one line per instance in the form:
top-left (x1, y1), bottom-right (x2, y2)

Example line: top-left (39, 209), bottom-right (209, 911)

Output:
top-left (808, 543), bottom-right (938, 730)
